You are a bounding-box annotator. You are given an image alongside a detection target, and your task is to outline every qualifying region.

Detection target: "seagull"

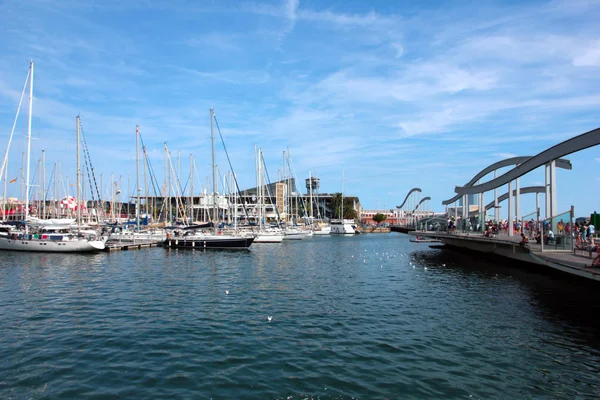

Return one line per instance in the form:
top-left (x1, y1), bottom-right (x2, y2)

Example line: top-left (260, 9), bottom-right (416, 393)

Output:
top-left (267, 316), bottom-right (273, 322)
top-left (225, 290), bottom-right (229, 295)
top-left (424, 267), bottom-right (428, 270)
top-left (442, 264), bottom-right (446, 267)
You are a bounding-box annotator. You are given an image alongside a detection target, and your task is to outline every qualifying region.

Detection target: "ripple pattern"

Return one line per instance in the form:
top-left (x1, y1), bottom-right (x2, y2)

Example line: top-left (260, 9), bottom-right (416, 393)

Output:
top-left (1, 234), bottom-right (600, 399)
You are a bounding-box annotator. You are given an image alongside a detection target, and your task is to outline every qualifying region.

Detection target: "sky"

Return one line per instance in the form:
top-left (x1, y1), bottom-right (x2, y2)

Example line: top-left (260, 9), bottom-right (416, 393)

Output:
top-left (0, 0), bottom-right (599, 218)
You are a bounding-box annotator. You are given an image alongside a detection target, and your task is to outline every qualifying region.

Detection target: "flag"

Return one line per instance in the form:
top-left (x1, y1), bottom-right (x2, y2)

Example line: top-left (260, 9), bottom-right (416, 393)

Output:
top-left (9, 178), bottom-right (16, 183)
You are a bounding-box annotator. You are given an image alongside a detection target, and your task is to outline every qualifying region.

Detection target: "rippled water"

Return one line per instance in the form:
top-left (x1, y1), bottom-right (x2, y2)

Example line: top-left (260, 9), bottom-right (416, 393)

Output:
top-left (1, 233), bottom-right (600, 399)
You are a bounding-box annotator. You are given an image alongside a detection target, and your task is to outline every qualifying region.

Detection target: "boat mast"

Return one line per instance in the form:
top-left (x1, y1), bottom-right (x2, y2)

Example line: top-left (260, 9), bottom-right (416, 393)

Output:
top-left (309, 170), bottom-right (313, 220)
top-left (76, 115), bottom-right (81, 229)
top-left (135, 125), bottom-right (140, 230)
top-left (341, 170), bottom-right (344, 220)
top-left (234, 172), bottom-right (237, 229)
top-left (189, 153), bottom-right (193, 224)
top-left (210, 108), bottom-right (217, 233)
top-left (24, 61), bottom-right (34, 230)
top-left (282, 150), bottom-right (286, 225)
top-left (41, 149), bottom-right (45, 219)
top-left (254, 144), bottom-right (258, 228)
top-left (1, 65), bottom-right (30, 221)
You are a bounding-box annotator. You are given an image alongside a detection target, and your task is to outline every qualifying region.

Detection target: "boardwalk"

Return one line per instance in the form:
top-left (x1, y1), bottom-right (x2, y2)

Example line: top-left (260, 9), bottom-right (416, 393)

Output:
top-left (410, 230), bottom-right (600, 281)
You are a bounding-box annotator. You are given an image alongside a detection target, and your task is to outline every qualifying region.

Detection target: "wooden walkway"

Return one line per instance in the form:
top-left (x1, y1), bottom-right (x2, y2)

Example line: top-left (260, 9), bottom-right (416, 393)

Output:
top-left (105, 239), bottom-right (159, 251)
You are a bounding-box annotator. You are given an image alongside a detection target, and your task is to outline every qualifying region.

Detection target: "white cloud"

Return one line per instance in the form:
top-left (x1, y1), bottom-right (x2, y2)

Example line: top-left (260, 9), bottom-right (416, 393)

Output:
top-left (573, 40), bottom-right (600, 66)
top-left (391, 42), bottom-right (404, 58)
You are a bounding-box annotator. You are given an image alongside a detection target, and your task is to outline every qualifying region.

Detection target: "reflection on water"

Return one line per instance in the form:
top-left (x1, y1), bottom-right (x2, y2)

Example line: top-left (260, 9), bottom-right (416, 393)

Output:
top-left (1, 234), bottom-right (599, 399)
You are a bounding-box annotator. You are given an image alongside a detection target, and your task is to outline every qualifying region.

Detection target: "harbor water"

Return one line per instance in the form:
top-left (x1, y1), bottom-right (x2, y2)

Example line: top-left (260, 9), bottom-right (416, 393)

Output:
top-left (1, 233), bottom-right (600, 399)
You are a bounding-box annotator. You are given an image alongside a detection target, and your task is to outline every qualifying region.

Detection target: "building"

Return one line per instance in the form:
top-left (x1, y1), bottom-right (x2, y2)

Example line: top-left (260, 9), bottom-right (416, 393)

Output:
top-left (360, 209), bottom-right (399, 225)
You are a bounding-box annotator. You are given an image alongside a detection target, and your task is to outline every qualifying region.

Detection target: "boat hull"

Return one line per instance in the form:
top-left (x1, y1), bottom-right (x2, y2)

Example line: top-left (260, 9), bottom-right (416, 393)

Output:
top-left (330, 225), bottom-right (358, 235)
top-left (283, 231), bottom-right (312, 240)
top-left (165, 236), bottom-right (254, 249)
top-left (0, 236), bottom-right (106, 252)
top-left (254, 234), bottom-right (284, 243)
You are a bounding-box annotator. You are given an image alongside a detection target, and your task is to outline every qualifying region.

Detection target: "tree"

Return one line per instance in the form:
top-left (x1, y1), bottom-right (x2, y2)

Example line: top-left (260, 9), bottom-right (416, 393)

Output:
top-left (372, 213), bottom-right (387, 225)
top-left (329, 193), bottom-right (357, 219)
top-left (331, 193), bottom-right (343, 218)
top-left (343, 199), bottom-right (358, 219)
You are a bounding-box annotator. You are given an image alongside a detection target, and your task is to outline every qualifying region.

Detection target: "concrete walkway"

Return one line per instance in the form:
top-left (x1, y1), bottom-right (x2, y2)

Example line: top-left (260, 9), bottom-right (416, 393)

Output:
top-left (411, 230), bottom-right (600, 281)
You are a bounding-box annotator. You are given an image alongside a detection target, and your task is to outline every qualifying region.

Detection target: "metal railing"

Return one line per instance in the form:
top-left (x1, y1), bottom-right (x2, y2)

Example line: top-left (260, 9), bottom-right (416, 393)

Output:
top-left (539, 207), bottom-right (574, 252)
top-left (520, 209), bottom-right (540, 239)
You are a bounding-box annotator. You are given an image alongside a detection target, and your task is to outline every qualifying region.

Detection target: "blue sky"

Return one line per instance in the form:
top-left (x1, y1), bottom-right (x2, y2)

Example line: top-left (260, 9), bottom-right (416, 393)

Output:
top-left (0, 0), bottom-right (599, 218)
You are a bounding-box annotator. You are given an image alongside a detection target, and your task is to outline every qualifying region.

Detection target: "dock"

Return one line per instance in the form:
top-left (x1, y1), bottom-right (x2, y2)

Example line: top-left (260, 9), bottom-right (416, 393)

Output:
top-left (104, 239), bottom-right (160, 251)
top-left (409, 230), bottom-right (600, 282)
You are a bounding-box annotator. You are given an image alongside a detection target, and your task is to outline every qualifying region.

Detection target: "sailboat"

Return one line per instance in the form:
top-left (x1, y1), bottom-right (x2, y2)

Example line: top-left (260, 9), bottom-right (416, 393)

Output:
top-left (0, 62), bottom-right (106, 252)
top-left (253, 146), bottom-right (284, 243)
top-left (164, 108), bottom-right (254, 250)
top-left (107, 125), bottom-right (166, 244)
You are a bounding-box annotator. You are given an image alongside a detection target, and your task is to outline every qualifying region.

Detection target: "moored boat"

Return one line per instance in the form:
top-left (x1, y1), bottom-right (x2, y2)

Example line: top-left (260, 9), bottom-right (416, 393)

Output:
top-left (329, 219), bottom-right (360, 235)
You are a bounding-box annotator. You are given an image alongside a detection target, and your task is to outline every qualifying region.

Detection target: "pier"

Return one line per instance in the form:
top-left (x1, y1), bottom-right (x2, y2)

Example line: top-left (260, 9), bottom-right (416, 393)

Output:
top-left (398, 126), bottom-right (600, 282)
top-left (409, 230), bottom-right (600, 281)
top-left (105, 239), bottom-right (158, 251)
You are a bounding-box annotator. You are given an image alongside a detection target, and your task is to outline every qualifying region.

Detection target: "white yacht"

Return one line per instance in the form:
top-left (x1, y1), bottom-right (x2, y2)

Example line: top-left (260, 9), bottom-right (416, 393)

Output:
top-left (329, 219), bottom-right (360, 235)
top-left (0, 218), bottom-right (106, 252)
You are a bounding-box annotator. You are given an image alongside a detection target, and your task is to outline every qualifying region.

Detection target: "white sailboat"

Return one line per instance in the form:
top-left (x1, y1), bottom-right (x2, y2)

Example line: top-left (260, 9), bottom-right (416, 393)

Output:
top-left (253, 146), bottom-right (284, 243)
top-left (0, 62), bottom-right (106, 253)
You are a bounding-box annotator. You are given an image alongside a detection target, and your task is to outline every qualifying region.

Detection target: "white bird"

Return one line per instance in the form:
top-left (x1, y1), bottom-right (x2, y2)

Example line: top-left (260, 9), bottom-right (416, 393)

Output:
top-left (225, 290), bottom-right (229, 295)
top-left (267, 316), bottom-right (273, 322)
top-left (424, 267), bottom-right (428, 270)
top-left (442, 264), bottom-right (446, 267)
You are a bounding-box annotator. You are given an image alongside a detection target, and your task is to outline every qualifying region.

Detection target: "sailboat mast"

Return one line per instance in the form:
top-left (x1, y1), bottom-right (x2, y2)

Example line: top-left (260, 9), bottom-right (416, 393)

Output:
top-left (24, 61), bottom-right (34, 228)
top-left (282, 150), bottom-right (286, 224)
top-left (309, 170), bottom-right (313, 220)
top-left (189, 153), bottom-right (193, 224)
top-left (258, 148), bottom-right (262, 229)
top-left (341, 170), bottom-right (344, 220)
top-left (76, 115), bottom-right (81, 228)
top-left (254, 144), bottom-right (258, 227)
top-left (41, 149), bottom-right (45, 219)
top-left (210, 108), bottom-right (217, 232)
top-left (135, 125), bottom-right (140, 230)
